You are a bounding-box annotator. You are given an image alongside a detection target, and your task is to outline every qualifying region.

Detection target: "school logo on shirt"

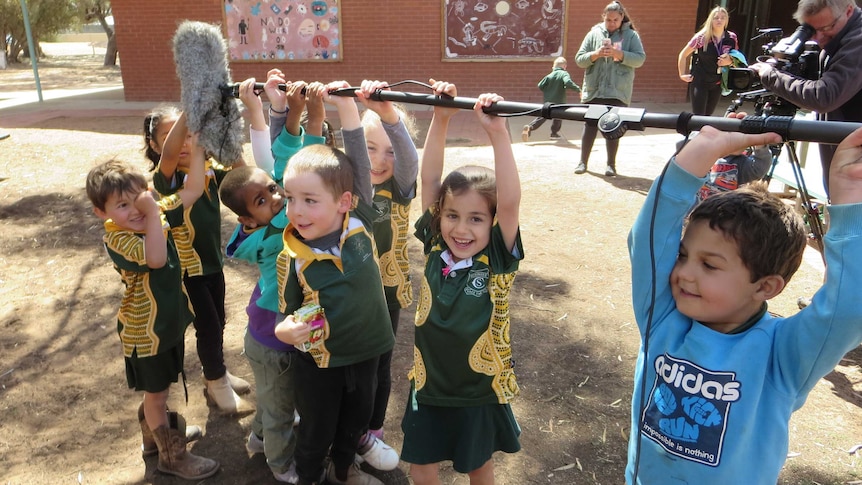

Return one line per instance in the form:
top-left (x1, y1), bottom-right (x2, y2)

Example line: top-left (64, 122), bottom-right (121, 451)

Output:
top-left (372, 199), bottom-right (391, 224)
top-left (464, 268), bottom-right (489, 297)
top-left (640, 354), bottom-right (741, 467)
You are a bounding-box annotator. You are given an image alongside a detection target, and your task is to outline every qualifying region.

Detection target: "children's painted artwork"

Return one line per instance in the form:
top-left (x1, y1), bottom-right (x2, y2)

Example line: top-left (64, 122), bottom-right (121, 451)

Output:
top-left (443, 0), bottom-right (566, 60)
top-left (224, 0), bottom-right (342, 62)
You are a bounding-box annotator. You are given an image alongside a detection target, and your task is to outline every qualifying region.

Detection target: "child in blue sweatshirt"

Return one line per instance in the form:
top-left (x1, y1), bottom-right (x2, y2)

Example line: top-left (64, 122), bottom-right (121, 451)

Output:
top-left (626, 125), bottom-right (862, 484)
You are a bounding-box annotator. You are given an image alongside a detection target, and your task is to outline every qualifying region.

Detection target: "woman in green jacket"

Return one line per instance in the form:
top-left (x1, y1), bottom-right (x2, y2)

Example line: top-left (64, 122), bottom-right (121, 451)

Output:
top-left (574, 1), bottom-right (646, 176)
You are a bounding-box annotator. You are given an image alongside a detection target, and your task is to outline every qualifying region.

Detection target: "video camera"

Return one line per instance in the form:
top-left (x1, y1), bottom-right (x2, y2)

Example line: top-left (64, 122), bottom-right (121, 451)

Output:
top-left (724, 25), bottom-right (821, 117)
top-left (726, 25), bottom-right (820, 92)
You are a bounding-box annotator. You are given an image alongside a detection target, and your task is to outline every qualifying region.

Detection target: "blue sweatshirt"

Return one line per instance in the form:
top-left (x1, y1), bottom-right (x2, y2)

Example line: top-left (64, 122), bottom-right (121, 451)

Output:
top-left (625, 160), bottom-right (862, 484)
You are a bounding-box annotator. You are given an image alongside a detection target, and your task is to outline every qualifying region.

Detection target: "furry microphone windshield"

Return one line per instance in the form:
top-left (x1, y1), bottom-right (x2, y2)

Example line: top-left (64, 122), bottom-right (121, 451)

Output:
top-left (172, 21), bottom-right (244, 165)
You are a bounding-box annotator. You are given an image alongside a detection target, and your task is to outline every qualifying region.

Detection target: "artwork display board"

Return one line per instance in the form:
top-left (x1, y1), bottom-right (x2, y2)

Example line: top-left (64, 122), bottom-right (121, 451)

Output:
top-left (223, 0), bottom-right (342, 61)
top-left (443, 0), bottom-right (566, 60)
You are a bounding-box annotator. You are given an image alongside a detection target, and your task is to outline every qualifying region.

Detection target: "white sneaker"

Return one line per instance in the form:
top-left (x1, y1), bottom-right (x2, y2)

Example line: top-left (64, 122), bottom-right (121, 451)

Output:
top-left (357, 435), bottom-right (399, 471)
top-left (293, 409), bottom-right (301, 427)
top-left (273, 461), bottom-right (299, 484)
top-left (246, 431), bottom-right (265, 454)
top-left (326, 462), bottom-right (383, 485)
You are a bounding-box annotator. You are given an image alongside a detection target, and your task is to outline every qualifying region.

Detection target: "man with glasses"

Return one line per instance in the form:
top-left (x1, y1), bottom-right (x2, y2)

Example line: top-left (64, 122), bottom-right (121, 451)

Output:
top-left (751, 0), bottom-right (862, 198)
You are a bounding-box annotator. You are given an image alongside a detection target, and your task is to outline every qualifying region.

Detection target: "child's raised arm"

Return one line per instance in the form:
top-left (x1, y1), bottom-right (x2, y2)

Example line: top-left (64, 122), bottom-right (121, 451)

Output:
top-left (324, 80), bottom-right (372, 203)
top-left (828, 126), bottom-right (862, 205)
top-left (284, 80), bottom-right (308, 137)
top-left (239, 77), bottom-right (267, 132)
top-left (325, 80), bottom-right (361, 130)
top-left (157, 111), bottom-right (189, 181)
top-left (176, 131), bottom-right (206, 208)
top-left (420, 79), bottom-right (459, 213)
top-left (304, 81), bottom-right (327, 138)
top-left (239, 77), bottom-right (275, 173)
top-left (265, 68), bottom-right (288, 144)
top-left (357, 79), bottom-right (399, 125)
top-left (675, 126), bottom-right (781, 177)
top-left (136, 190), bottom-right (168, 269)
top-left (475, 92), bottom-right (520, 251)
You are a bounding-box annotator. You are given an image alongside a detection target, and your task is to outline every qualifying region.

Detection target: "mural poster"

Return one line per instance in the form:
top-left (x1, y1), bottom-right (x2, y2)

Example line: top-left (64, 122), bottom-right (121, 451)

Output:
top-left (443, 0), bottom-right (566, 60)
top-left (223, 0), bottom-right (342, 62)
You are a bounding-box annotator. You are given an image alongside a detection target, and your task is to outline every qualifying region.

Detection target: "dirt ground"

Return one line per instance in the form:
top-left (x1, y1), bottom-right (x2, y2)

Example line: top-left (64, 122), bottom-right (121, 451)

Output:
top-left (2, 54), bottom-right (862, 485)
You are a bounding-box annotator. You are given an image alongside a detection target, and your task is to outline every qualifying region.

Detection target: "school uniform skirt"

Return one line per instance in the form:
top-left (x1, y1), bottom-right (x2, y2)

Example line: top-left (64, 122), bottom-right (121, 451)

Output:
top-left (400, 384), bottom-right (521, 473)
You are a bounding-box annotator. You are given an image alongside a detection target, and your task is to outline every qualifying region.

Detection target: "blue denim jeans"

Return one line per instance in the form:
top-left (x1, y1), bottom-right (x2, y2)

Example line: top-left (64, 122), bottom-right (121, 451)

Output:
top-left (244, 329), bottom-right (297, 475)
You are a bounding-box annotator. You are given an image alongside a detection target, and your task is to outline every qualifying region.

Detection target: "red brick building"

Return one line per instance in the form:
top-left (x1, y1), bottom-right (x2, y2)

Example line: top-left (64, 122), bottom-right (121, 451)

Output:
top-left (112, 0), bottom-right (698, 104)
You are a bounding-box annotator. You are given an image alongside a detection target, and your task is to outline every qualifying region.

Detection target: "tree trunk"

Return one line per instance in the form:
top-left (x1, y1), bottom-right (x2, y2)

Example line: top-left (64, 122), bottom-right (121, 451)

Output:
top-left (103, 30), bottom-right (118, 66)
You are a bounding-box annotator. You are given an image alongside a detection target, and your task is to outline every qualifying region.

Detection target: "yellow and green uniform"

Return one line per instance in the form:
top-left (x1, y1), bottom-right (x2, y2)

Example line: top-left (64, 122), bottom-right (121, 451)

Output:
top-left (410, 209), bottom-right (524, 406)
top-left (102, 194), bottom-right (194, 358)
top-left (277, 201), bottom-right (394, 369)
top-left (372, 177), bottom-right (414, 310)
top-left (152, 158), bottom-right (229, 276)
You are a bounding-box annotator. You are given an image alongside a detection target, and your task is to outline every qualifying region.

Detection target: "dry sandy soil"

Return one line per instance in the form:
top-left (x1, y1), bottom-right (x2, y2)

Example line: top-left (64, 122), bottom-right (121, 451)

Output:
top-left (2, 53), bottom-right (862, 485)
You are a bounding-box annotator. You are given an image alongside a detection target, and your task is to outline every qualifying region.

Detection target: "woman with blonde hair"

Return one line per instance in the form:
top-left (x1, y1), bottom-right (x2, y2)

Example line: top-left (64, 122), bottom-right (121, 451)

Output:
top-left (678, 6), bottom-right (739, 115)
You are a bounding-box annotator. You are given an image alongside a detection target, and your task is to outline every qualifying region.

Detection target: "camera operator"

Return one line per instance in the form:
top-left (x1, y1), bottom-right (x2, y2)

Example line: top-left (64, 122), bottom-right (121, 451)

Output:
top-left (750, 0), bottom-right (862, 198)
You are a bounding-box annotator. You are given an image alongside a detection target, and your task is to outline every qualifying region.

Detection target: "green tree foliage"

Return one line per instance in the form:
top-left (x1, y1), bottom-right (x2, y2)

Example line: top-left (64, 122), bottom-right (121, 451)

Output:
top-left (1, 0), bottom-right (83, 63)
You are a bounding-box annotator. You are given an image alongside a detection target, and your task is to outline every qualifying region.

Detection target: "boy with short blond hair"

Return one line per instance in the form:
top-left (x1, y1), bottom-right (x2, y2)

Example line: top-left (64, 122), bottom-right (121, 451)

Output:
top-left (218, 74), bottom-right (334, 484)
top-left (274, 81), bottom-right (394, 485)
top-left (626, 126), bottom-right (862, 484)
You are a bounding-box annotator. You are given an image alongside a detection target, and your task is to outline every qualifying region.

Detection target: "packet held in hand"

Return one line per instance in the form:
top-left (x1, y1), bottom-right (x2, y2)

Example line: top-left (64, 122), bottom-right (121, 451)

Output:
top-left (295, 303), bottom-right (327, 352)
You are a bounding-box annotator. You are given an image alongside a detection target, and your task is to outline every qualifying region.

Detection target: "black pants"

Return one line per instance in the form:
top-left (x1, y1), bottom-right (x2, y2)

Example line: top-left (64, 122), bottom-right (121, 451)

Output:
top-left (580, 97), bottom-right (627, 167)
top-left (689, 80), bottom-right (722, 116)
top-left (183, 271), bottom-right (227, 381)
top-left (526, 116), bottom-right (562, 136)
top-left (294, 352), bottom-right (379, 483)
top-left (369, 307), bottom-right (400, 431)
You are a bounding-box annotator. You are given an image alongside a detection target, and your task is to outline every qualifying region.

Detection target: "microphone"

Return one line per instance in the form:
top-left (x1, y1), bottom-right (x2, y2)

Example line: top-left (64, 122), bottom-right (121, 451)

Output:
top-left (172, 21), bottom-right (244, 165)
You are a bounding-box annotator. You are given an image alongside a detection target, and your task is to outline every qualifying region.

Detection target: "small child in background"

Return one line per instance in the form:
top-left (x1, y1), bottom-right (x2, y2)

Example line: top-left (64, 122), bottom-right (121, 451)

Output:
top-left (677, 112), bottom-right (773, 203)
top-left (401, 80), bottom-right (523, 485)
top-left (86, 119), bottom-right (218, 480)
top-left (353, 79), bottom-right (420, 470)
top-left (522, 56), bottom-right (580, 141)
top-left (625, 125), bottom-right (862, 484)
top-left (696, 143), bottom-right (771, 202)
top-left (274, 81), bottom-right (393, 485)
top-left (143, 105), bottom-right (252, 415)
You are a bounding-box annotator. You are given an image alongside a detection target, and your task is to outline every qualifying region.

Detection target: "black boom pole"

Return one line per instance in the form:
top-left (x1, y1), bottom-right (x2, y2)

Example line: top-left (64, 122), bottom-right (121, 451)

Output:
top-left (329, 88), bottom-right (861, 145)
top-left (224, 82), bottom-right (862, 145)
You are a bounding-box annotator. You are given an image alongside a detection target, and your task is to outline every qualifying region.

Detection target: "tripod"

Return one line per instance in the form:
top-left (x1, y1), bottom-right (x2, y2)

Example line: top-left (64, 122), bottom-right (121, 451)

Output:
top-left (763, 141), bottom-right (826, 264)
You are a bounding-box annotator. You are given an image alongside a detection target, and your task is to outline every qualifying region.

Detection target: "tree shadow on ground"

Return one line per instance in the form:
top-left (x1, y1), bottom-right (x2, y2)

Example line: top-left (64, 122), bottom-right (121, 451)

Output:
top-left (581, 171), bottom-right (655, 196)
top-left (0, 191), bottom-right (102, 251)
top-left (780, 462), bottom-right (862, 484)
top-left (823, 345), bottom-right (862, 411)
top-left (33, 115), bottom-right (144, 135)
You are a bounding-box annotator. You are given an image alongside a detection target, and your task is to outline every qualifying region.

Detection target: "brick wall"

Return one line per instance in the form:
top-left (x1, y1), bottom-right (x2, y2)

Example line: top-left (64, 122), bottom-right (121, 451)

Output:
top-left (112, 0), bottom-right (697, 104)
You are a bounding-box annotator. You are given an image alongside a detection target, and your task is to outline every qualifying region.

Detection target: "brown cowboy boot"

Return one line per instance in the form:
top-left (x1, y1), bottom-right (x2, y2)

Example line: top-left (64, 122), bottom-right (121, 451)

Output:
top-left (138, 403), bottom-right (202, 457)
top-left (151, 424), bottom-right (219, 480)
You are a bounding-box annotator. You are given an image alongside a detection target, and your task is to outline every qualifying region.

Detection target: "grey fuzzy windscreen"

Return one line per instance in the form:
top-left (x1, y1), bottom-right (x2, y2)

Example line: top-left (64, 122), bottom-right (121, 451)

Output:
top-left (172, 20), bottom-right (244, 165)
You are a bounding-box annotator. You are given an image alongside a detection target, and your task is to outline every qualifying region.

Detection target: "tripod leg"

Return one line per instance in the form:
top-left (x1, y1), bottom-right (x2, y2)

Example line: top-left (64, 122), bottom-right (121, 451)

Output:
top-left (785, 142), bottom-right (826, 264)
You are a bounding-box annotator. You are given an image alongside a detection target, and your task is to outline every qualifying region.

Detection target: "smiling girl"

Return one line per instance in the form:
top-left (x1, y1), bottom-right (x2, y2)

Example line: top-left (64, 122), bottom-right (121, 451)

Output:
top-left (402, 80), bottom-right (524, 485)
